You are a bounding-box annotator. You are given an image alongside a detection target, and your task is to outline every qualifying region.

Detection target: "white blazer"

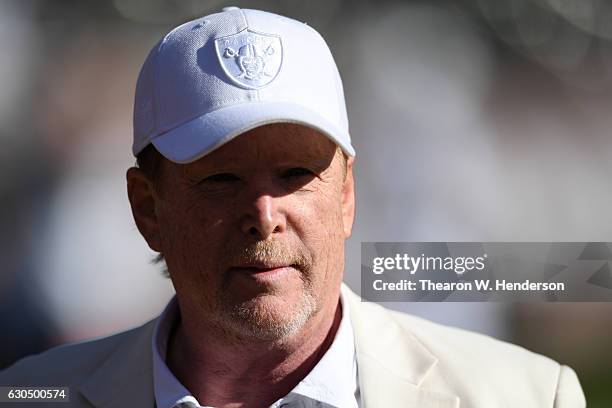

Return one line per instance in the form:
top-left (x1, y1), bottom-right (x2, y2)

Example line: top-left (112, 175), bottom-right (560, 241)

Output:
top-left (0, 284), bottom-right (586, 407)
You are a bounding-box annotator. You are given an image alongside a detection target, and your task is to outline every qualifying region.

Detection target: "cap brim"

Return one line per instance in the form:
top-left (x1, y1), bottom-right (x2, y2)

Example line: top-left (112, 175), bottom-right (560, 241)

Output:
top-left (150, 101), bottom-right (355, 164)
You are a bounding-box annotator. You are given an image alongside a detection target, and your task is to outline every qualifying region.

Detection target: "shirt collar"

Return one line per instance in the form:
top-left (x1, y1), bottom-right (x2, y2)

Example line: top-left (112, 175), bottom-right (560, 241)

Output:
top-left (151, 296), bottom-right (199, 408)
top-left (151, 292), bottom-right (358, 408)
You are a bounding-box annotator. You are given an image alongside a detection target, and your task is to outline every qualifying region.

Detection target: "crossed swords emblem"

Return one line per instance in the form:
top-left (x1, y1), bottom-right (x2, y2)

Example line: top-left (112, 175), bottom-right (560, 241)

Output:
top-left (223, 43), bottom-right (276, 80)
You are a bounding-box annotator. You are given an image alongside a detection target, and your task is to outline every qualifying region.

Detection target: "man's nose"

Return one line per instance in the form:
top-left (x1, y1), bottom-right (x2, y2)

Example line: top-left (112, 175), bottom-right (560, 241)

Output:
top-left (240, 194), bottom-right (286, 240)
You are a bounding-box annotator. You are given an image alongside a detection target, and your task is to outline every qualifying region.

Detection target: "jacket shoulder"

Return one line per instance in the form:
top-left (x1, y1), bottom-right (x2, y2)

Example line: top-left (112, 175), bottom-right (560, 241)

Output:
top-left (388, 306), bottom-right (554, 367)
top-left (347, 290), bottom-right (558, 374)
top-left (379, 304), bottom-right (585, 407)
top-left (0, 319), bottom-right (157, 387)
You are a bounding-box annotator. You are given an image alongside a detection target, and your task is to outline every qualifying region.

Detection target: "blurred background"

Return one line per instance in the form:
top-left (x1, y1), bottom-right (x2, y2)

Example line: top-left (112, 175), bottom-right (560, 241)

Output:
top-left (0, 0), bottom-right (610, 405)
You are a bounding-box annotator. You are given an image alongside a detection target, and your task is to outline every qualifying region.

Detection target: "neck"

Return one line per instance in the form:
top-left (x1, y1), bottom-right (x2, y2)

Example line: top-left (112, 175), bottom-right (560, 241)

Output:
top-left (166, 294), bottom-right (343, 408)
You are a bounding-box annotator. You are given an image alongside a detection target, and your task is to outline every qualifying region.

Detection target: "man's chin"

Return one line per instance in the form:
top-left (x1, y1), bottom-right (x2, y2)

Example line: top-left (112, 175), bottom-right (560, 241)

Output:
top-left (219, 292), bottom-right (317, 342)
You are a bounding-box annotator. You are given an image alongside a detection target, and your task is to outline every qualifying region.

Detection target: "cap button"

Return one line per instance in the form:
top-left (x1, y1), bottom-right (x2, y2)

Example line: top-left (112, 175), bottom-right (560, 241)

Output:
top-left (222, 6), bottom-right (240, 12)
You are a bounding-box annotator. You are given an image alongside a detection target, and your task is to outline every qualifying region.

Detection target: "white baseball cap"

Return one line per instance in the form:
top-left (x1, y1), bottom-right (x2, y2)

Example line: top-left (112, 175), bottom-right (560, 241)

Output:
top-left (132, 6), bottom-right (355, 163)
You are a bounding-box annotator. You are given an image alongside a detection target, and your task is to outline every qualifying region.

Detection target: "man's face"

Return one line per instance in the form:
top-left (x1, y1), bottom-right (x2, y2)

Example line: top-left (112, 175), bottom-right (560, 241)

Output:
top-left (130, 123), bottom-right (355, 342)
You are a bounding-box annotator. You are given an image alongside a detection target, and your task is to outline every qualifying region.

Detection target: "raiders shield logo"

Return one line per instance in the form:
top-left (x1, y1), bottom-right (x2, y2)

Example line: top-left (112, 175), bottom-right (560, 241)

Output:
top-left (214, 29), bottom-right (283, 90)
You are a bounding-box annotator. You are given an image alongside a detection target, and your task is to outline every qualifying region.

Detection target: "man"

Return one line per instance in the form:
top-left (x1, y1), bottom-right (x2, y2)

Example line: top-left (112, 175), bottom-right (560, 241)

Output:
top-left (0, 7), bottom-right (586, 408)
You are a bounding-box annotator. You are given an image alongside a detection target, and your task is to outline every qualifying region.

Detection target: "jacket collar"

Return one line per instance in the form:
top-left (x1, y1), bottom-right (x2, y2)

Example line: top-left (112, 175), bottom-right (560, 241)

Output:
top-left (342, 283), bottom-right (460, 408)
top-left (77, 319), bottom-right (157, 408)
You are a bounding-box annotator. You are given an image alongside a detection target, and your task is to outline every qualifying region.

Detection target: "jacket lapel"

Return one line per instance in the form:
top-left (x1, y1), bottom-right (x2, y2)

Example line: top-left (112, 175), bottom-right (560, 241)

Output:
top-left (342, 284), bottom-right (460, 408)
top-left (76, 319), bottom-right (158, 408)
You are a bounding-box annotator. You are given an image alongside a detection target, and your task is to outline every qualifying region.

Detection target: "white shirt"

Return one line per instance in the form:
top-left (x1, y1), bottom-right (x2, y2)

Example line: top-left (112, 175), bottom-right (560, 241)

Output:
top-left (152, 292), bottom-right (360, 408)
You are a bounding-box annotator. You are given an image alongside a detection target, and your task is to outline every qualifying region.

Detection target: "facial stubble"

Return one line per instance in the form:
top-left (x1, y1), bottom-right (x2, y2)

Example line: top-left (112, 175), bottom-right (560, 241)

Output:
top-left (208, 239), bottom-right (319, 343)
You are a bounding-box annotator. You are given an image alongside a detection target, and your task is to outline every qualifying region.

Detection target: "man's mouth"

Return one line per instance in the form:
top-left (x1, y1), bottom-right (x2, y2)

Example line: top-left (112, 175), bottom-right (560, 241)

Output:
top-left (228, 263), bottom-right (296, 282)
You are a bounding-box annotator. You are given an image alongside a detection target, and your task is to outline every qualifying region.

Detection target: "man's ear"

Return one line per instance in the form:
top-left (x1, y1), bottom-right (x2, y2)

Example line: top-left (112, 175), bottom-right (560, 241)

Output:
top-left (341, 157), bottom-right (356, 238)
top-left (126, 167), bottom-right (163, 252)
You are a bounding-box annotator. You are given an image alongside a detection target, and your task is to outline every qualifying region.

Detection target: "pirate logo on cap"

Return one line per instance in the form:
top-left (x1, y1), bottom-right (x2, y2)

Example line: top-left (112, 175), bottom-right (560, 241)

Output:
top-left (215, 29), bottom-right (283, 89)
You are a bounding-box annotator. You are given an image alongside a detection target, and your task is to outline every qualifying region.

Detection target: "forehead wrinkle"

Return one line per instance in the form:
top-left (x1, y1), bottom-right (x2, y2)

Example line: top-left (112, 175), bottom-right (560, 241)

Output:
top-left (245, 125), bottom-right (331, 163)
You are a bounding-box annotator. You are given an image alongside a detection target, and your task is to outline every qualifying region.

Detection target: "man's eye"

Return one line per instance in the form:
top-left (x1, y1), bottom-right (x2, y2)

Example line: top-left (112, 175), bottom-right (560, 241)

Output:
top-left (283, 168), bottom-right (313, 178)
top-left (201, 173), bottom-right (240, 183)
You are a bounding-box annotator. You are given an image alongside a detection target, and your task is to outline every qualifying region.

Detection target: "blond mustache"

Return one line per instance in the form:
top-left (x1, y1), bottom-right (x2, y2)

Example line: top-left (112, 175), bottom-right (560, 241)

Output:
top-left (224, 239), bottom-right (312, 272)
